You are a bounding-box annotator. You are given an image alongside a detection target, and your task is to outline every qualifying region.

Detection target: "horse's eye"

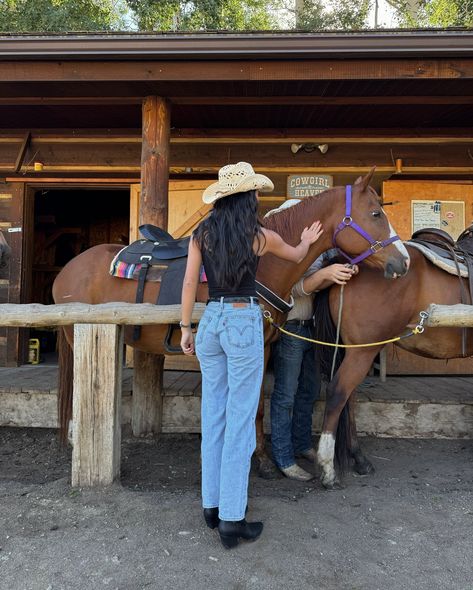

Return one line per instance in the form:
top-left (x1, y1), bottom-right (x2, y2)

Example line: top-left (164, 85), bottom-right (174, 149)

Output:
top-left (371, 210), bottom-right (381, 218)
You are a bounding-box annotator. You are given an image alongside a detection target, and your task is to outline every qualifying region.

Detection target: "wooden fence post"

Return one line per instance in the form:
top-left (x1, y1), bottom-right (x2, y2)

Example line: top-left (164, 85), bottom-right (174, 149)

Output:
top-left (72, 323), bottom-right (123, 487)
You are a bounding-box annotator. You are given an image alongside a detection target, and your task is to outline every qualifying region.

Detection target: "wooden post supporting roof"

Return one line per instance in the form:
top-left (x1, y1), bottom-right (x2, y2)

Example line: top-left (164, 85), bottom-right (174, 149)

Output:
top-left (133, 96), bottom-right (171, 437)
top-left (140, 96), bottom-right (171, 230)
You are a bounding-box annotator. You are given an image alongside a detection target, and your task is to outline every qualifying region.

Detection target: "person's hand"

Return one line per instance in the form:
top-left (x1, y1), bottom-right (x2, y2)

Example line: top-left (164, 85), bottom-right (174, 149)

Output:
top-left (301, 221), bottom-right (323, 245)
top-left (180, 328), bottom-right (195, 355)
top-left (324, 263), bottom-right (357, 285)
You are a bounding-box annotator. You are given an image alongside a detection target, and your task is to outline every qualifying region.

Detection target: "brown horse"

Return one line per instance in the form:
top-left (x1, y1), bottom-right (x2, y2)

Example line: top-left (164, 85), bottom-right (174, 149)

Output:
top-left (313, 243), bottom-right (471, 489)
top-left (52, 170), bottom-right (410, 474)
top-left (0, 230), bottom-right (11, 269)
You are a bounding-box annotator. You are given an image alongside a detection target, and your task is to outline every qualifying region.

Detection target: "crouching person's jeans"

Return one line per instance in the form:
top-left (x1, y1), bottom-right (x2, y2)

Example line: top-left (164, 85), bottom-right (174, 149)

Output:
top-left (196, 299), bottom-right (264, 522)
top-left (270, 324), bottom-right (320, 470)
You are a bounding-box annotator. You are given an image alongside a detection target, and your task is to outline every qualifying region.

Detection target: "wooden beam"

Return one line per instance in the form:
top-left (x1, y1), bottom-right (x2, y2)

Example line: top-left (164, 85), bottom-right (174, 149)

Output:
top-left (170, 95), bottom-right (473, 106)
top-left (5, 177), bottom-right (138, 184)
top-left (140, 96), bottom-right (171, 229)
top-left (1, 59), bottom-right (473, 82)
top-left (14, 132), bottom-right (31, 173)
top-left (2, 95), bottom-right (473, 107)
top-left (4, 128), bottom-right (473, 145)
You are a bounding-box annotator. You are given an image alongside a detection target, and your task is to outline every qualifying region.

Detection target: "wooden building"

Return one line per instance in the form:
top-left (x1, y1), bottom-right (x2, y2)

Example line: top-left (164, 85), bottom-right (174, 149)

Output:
top-left (1, 29), bottom-right (473, 373)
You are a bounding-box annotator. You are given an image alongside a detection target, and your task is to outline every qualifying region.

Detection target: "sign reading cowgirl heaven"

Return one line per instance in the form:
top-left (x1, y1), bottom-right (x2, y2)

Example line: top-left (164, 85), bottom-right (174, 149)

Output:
top-left (287, 174), bottom-right (333, 199)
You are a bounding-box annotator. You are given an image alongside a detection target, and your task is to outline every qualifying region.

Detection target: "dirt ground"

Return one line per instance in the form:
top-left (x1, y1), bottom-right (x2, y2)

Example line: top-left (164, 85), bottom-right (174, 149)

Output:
top-left (0, 429), bottom-right (472, 590)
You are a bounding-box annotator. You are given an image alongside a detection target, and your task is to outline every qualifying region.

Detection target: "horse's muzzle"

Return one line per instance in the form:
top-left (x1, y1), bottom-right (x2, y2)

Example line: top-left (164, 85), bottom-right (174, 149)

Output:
top-left (384, 255), bottom-right (409, 279)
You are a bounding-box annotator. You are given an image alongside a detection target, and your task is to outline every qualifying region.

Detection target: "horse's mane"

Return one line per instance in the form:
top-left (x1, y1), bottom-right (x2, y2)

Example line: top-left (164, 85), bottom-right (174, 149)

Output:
top-left (263, 187), bottom-right (339, 242)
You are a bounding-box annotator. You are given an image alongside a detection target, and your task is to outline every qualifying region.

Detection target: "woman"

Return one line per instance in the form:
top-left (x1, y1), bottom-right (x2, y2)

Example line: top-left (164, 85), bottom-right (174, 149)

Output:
top-left (180, 162), bottom-right (323, 549)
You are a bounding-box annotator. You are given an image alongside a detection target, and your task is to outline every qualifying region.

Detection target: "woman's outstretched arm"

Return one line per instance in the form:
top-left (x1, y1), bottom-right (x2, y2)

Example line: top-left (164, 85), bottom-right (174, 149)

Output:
top-left (258, 221), bottom-right (323, 263)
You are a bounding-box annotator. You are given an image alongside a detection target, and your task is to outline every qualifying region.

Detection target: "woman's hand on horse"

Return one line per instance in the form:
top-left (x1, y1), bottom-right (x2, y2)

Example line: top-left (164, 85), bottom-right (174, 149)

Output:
top-left (301, 221), bottom-right (323, 245)
top-left (181, 329), bottom-right (195, 355)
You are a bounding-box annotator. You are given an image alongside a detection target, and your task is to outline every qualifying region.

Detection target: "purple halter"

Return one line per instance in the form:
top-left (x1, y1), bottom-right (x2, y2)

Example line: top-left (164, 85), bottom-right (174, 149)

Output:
top-left (333, 185), bottom-right (400, 265)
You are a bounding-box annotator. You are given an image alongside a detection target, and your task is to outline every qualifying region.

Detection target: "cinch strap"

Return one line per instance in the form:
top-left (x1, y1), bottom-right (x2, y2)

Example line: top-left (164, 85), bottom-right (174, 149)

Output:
top-left (255, 280), bottom-right (294, 314)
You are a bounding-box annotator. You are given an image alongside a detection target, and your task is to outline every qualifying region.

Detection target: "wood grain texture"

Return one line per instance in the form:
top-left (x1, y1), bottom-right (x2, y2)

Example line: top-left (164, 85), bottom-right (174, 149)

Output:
top-left (72, 323), bottom-right (123, 487)
top-left (132, 350), bottom-right (164, 436)
top-left (140, 96), bottom-right (171, 230)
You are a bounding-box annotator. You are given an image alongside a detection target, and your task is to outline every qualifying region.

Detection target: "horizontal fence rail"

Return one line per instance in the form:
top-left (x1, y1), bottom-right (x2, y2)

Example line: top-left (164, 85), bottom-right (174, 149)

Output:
top-left (0, 302), bottom-right (206, 326)
top-left (425, 304), bottom-right (473, 328)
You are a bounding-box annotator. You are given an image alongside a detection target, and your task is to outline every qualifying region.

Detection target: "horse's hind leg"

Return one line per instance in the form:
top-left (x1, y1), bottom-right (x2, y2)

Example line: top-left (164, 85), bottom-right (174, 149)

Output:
top-left (347, 393), bottom-right (375, 475)
top-left (317, 349), bottom-right (379, 489)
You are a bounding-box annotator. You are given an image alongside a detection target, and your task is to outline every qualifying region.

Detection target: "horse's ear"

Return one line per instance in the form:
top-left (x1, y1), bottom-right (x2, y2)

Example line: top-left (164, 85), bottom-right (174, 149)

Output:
top-left (357, 167), bottom-right (376, 192)
top-left (354, 176), bottom-right (363, 185)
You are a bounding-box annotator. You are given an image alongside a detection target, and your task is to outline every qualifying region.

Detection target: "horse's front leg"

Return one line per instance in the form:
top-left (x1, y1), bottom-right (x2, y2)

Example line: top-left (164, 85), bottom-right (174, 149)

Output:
top-left (347, 393), bottom-right (375, 475)
top-left (317, 349), bottom-right (378, 489)
top-left (255, 344), bottom-right (279, 479)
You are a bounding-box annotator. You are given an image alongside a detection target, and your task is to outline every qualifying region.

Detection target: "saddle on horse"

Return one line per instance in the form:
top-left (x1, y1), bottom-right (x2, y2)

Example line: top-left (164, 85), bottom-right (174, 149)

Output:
top-left (409, 225), bottom-right (473, 355)
top-left (109, 224), bottom-right (192, 351)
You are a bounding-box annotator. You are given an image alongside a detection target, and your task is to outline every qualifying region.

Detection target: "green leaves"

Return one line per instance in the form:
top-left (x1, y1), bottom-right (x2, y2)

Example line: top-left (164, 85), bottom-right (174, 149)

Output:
top-left (127, 0), bottom-right (279, 31)
top-left (0, 0), bottom-right (127, 32)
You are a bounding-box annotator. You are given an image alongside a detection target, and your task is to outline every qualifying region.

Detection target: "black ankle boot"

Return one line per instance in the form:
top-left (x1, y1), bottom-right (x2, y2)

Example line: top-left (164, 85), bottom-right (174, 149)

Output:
top-left (203, 508), bottom-right (219, 529)
top-left (218, 519), bottom-right (263, 549)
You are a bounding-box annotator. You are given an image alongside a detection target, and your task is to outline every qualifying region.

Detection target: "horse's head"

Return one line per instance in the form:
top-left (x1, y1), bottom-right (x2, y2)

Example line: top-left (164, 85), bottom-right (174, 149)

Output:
top-left (332, 168), bottom-right (410, 279)
top-left (0, 231), bottom-right (11, 269)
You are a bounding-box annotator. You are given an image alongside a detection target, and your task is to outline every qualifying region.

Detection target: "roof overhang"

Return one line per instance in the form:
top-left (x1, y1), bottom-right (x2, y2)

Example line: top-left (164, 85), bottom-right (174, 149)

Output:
top-left (1, 29), bottom-right (473, 61)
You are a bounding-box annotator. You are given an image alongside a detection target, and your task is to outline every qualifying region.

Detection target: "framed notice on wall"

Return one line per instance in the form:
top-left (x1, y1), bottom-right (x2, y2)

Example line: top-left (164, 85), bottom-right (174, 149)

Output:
top-left (411, 200), bottom-right (465, 240)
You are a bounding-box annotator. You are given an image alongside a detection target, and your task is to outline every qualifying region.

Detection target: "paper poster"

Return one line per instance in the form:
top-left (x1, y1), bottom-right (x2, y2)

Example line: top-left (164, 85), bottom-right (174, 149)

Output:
top-left (411, 200), bottom-right (465, 240)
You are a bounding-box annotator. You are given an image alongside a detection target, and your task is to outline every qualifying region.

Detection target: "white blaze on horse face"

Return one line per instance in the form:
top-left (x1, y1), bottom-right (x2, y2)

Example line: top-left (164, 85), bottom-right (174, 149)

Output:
top-left (382, 210), bottom-right (410, 263)
top-left (317, 432), bottom-right (336, 484)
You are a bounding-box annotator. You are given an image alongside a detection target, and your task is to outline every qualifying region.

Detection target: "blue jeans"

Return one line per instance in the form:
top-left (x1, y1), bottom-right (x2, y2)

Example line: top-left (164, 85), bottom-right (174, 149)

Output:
top-left (270, 324), bottom-right (320, 470)
top-left (196, 299), bottom-right (264, 521)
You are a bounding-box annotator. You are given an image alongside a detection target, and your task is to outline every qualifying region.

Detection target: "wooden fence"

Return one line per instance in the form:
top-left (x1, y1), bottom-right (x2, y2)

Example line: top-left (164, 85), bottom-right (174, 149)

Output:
top-left (0, 301), bottom-right (470, 488)
top-left (0, 302), bottom-right (205, 487)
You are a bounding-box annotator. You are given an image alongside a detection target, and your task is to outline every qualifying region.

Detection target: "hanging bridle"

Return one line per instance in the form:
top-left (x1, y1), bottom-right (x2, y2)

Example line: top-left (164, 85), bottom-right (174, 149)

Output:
top-left (333, 185), bottom-right (400, 265)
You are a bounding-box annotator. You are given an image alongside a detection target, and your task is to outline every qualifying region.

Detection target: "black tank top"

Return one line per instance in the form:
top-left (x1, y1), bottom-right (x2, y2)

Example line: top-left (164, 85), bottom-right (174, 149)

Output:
top-left (201, 245), bottom-right (258, 298)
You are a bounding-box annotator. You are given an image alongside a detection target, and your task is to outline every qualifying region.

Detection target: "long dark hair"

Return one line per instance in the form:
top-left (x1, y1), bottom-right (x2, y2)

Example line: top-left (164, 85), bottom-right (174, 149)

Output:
top-left (194, 190), bottom-right (263, 290)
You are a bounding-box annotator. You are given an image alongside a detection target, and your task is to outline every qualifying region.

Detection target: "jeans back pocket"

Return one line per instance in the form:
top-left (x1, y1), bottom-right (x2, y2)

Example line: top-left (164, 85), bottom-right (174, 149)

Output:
top-left (224, 314), bottom-right (256, 349)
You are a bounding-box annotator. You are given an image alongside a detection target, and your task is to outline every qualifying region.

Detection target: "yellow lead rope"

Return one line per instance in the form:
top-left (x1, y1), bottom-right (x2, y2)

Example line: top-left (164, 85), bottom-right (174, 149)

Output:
top-left (263, 310), bottom-right (428, 349)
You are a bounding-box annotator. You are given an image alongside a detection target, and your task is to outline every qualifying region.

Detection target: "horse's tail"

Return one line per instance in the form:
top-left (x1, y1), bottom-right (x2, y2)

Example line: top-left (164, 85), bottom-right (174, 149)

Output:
top-left (313, 287), bottom-right (344, 380)
top-left (57, 327), bottom-right (73, 444)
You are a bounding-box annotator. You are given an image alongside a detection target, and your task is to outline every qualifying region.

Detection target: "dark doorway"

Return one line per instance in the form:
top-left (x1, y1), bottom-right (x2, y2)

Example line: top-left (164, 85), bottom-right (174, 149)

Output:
top-left (28, 187), bottom-right (129, 362)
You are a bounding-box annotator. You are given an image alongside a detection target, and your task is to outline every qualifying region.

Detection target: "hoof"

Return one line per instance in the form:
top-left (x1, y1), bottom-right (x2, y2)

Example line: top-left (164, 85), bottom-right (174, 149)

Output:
top-left (353, 459), bottom-right (375, 476)
top-left (257, 459), bottom-right (280, 480)
top-left (321, 477), bottom-right (344, 491)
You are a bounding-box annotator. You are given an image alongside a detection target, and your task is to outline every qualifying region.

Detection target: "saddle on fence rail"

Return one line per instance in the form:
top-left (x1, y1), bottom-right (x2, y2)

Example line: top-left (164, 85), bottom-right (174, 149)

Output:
top-left (408, 225), bottom-right (473, 356)
top-left (109, 224), bottom-right (193, 350)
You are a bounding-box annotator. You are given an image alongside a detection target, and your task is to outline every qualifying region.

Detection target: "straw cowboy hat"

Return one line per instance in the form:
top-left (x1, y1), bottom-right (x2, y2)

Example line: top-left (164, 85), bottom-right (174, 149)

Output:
top-left (264, 198), bottom-right (301, 218)
top-left (203, 162), bottom-right (274, 204)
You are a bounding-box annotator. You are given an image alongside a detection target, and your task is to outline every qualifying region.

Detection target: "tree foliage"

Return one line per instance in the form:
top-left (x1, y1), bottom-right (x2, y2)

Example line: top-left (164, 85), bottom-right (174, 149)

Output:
top-left (289, 0), bottom-right (371, 30)
top-left (126, 0), bottom-right (279, 31)
top-left (1, 0), bottom-right (472, 34)
top-left (0, 0), bottom-right (126, 32)
top-left (388, 0), bottom-right (473, 27)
